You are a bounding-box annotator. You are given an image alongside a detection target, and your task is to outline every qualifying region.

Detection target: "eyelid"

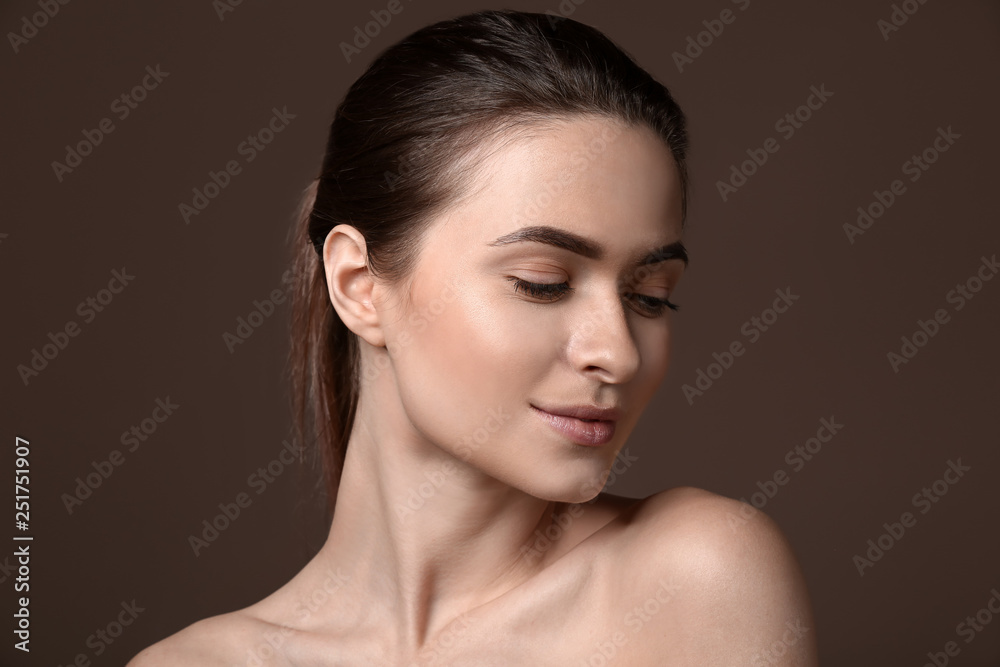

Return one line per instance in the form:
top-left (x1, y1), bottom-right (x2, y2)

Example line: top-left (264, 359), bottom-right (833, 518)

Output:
top-left (507, 276), bottom-right (678, 314)
top-left (510, 265), bottom-right (569, 280)
top-left (625, 262), bottom-right (682, 286)
top-left (507, 276), bottom-right (573, 300)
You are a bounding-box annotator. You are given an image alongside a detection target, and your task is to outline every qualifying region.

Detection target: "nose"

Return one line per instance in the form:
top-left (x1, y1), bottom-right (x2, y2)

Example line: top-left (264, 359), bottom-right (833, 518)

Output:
top-left (565, 289), bottom-right (642, 384)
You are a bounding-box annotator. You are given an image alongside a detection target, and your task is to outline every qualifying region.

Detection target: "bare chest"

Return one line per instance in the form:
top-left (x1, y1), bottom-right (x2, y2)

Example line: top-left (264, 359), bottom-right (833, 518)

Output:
top-left (287, 564), bottom-right (679, 666)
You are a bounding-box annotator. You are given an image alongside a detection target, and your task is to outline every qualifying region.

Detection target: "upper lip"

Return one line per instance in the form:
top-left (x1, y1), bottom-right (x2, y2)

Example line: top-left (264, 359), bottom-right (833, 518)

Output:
top-left (534, 403), bottom-right (622, 422)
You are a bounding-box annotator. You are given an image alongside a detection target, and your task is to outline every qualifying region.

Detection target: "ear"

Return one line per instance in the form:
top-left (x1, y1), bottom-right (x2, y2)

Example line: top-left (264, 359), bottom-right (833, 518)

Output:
top-left (322, 224), bottom-right (387, 348)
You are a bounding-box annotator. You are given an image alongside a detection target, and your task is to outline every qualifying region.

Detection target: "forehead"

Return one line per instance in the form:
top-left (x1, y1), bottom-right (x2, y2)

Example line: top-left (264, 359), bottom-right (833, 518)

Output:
top-left (431, 116), bottom-right (684, 259)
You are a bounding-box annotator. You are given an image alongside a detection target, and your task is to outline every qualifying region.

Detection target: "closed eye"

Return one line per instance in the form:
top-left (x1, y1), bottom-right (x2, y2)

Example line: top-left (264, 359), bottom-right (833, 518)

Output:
top-left (506, 277), bottom-right (678, 315)
top-left (508, 277), bottom-right (573, 300)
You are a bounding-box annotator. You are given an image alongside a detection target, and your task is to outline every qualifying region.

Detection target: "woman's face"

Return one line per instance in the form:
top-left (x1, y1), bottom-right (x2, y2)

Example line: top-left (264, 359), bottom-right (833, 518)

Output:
top-left (372, 116), bottom-right (686, 502)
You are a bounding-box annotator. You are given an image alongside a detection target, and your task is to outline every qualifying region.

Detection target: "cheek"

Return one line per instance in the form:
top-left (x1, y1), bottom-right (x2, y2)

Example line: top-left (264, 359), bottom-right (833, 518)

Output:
top-left (631, 324), bottom-right (673, 402)
top-left (388, 276), bottom-right (547, 452)
top-left (638, 324), bottom-right (672, 378)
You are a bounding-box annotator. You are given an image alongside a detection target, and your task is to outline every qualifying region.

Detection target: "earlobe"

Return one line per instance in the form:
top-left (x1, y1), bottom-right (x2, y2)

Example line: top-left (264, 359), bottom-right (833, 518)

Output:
top-left (322, 224), bottom-right (386, 348)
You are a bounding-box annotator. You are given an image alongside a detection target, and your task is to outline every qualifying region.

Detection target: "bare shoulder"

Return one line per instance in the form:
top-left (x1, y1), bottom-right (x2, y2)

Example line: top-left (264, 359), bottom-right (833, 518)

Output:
top-left (125, 610), bottom-right (286, 667)
top-left (613, 486), bottom-right (819, 665)
top-left (623, 485), bottom-right (788, 551)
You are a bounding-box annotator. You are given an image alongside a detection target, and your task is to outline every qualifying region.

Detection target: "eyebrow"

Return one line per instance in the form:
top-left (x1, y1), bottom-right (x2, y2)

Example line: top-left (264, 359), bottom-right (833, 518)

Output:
top-left (487, 225), bottom-right (688, 268)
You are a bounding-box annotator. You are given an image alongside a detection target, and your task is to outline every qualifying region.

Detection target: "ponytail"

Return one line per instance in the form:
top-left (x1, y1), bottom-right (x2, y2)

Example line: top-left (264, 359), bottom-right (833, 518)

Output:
top-left (287, 178), bottom-right (359, 515)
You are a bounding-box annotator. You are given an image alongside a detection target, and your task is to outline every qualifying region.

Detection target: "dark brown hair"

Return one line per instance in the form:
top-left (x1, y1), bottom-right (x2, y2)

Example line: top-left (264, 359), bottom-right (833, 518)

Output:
top-left (287, 9), bottom-right (689, 513)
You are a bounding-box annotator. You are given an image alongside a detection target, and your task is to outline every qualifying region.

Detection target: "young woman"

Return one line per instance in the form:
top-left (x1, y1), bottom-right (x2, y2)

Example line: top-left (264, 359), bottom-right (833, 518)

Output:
top-left (130, 9), bottom-right (817, 665)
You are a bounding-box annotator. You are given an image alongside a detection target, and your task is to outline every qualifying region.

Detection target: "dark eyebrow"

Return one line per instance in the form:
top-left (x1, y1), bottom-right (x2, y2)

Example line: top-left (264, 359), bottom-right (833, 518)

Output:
top-left (487, 225), bottom-right (688, 268)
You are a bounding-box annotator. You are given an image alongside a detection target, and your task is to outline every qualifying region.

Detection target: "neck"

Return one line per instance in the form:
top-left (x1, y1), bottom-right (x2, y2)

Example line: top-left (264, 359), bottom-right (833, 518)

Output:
top-left (310, 392), bottom-right (565, 652)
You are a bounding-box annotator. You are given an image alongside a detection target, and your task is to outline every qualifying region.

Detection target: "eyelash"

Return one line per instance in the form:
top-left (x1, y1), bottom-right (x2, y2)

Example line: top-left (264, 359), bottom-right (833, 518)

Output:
top-left (507, 277), bottom-right (679, 316)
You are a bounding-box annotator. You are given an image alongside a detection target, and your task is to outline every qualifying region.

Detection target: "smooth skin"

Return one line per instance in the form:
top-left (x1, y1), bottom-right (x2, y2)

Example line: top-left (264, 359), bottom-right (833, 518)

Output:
top-left (128, 117), bottom-right (818, 666)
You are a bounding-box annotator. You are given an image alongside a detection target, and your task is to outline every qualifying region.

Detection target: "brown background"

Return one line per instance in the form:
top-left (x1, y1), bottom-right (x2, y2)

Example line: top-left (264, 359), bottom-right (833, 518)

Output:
top-left (2, 0), bottom-right (998, 664)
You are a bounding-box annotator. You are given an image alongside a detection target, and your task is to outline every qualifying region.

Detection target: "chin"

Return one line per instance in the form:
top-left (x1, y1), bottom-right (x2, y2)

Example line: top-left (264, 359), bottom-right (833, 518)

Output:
top-left (512, 461), bottom-right (615, 504)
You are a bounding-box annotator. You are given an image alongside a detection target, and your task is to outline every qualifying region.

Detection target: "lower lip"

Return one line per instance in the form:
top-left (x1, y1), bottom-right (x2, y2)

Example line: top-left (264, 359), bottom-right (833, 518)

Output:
top-left (532, 406), bottom-right (616, 447)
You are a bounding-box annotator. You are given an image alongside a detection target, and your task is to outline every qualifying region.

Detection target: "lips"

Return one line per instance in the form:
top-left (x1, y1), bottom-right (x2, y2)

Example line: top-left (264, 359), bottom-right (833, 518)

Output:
top-left (531, 404), bottom-right (618, 446)
top-left (532, 403), bottom-right (622, 422)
